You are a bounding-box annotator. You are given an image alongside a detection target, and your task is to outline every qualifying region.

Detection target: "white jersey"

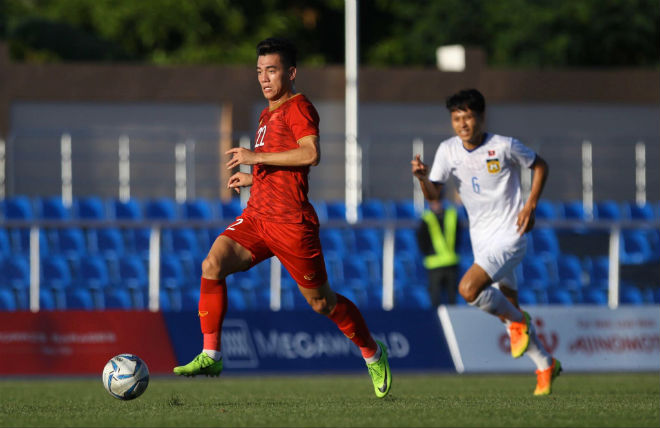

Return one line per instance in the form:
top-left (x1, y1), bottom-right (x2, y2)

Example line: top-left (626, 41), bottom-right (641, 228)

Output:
top-left (428, 133), bottom-right (536, 257)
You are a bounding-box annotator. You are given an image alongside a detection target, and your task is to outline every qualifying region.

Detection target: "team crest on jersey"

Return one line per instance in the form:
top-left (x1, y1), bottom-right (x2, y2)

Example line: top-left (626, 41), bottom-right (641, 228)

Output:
top-left (486, 158), bottom-right (501, 174)
top-left (488, 150), bottom-right (495, 156)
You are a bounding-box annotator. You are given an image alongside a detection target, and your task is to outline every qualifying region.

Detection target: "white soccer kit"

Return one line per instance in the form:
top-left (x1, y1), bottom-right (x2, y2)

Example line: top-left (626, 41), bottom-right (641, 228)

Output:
top-left (428, 133), bottom-right (537, 288)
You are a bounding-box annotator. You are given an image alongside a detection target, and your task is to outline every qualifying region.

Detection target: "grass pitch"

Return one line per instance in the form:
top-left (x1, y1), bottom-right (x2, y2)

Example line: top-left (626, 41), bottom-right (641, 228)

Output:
top-left (0, 372), bottom-right (658, 427)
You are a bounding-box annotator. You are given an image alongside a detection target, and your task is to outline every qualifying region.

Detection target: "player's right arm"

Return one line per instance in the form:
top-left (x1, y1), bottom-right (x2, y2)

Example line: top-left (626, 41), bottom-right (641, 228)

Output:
top-left (227, 171), bottom-right (253, 194)
top-left (412, 154), bottom-right (443, 201)
top-left (225, 135), bottom-right (319, 169)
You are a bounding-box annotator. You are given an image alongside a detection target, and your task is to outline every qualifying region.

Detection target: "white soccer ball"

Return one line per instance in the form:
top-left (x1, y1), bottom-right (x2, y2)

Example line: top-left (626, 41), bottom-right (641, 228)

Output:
top-left (102, 353), bottom-right (150, 400)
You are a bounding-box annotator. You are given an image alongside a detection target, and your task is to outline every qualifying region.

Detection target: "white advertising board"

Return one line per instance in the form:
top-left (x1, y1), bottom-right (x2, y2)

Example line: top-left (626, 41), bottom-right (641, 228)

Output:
top-left (439, 305), bottom-right (660, 372)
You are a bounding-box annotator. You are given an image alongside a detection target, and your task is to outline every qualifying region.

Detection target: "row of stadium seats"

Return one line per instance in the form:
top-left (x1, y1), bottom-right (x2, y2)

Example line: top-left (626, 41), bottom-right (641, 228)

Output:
top-left (0, 267), bottom-right (656, 312)
top-left (2, 195), bottom-right (660, 222)
top-left (1, 234), bottom-right (658, 312)
top-left (0, 222), bottom-right (654, 292)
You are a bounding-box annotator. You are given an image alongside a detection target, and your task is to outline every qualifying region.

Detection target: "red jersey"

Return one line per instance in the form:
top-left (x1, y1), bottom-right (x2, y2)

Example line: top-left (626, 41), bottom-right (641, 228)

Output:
top-left (243, 94), bottom-right (320, 223)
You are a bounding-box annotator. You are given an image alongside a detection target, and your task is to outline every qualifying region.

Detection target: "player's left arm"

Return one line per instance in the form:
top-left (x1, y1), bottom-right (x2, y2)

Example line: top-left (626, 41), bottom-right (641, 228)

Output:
top-left (517, 155), bottom-right (549, 235)
top-left (225, 135), bottom-right (320, 169)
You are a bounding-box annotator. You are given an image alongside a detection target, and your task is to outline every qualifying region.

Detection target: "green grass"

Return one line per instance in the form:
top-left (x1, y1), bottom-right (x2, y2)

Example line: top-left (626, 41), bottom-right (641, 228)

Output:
top-left (0, 372), bottom-right (658, 427)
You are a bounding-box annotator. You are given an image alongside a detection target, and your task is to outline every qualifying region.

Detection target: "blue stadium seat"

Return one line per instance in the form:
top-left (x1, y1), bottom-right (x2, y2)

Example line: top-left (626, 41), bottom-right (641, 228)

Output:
top-left (181, 198), bottom-right (214, 220)
top-left (172, 228), bottom-right (202, 257)
top-left (161, 288), bottom-right (183, 312)
top-left (219, 198), bottom-right (243, 220)
top-left (160, 254), bottom-right (184, 291)
top-left (57, 228), bottom-right (86, 277)
top-left (0, 228), bottom-right (11, 256)
top-left (457, 255), bottom-right (474, 278)
top-left (517, 288), bottom-right (537, 305)
top-left (556, 254), bottom-right (585, 290)
top-left (118, 257), bottom-right (148, 290)
top-left (342, 256), bottom-right (370, 286)
top-left (112, 198), bottom-right (143, 220)
top-left (182, 288), bottom-right (200, 311)
top-left (620, 230), bottom-right (653, 265)
top-left (401, 287), bottom-right (432, 309)
top-left (456, 228), bottom-right (472, 256)
top-left (41, 255), bottom-right (73, 291)
top-left (326, 200), bottom-right (347, 221)
top-left (535, 199), bottom-right (559, 220)
top-left (227, 288), bottom-right (247, 311)
top-left (10, 228), bottom-right (50, 256)
top-left (354, 228), bottom-right (383, 256)
top-left (561, 200), bottom-right (588, 221)
top-left (594, 200), bottom-right (622, 221)
top-left (66, 288), bottom-right (95, 310)
top-left (0, 289), bottom-right (16, 311)
top-left (94, 227), bottom-right (124, 282)
top-left (310, 200), bottom-right (328, 224)
top-left (105, 288), bottom-right (133, 310)
top-left (58, 227), bottom-right (87, 255)
top-left (320, 228), bottom-right (348, 257)
top-left (645, 229), bottom-right (660, 262)
top-left (5, 195), bottom-right (34, 219)
top-left (75, 196), bottom-right (106, 219)
top-left (2, 254), bottom-right (30, 292)
top-left (521, 258), bottom-right (550, 292)
top-left (548, 288), bottom-right (573, 305)
top-left (623, 201), bottom-right (655, 220)
top-left (39, 196), bottom-right (70, 220)
top-left (324, 251), bottom-right (344, 285)
top-left (39, 288), bottom-right (57, 310)
top-left (145, 197), bottom-right (178, 220)
top-left (530, 228), bottom-right (560, 258)
top-left (620, 284), bottom-right (644, 305)
top-left (359, 199), bottom-right (392, 219)
top-left (395, 228), bottom-right (419, 256)
top-left (393, 199), bottom-right (418, 220)
top-left (583, 256), bottom-right (609, 289)
top-left (78, 255), bottom-right (111, 291)
top-left (583, 287), bottom-right (607, 305)
top-left (171, 228), bottom-right (203, 279)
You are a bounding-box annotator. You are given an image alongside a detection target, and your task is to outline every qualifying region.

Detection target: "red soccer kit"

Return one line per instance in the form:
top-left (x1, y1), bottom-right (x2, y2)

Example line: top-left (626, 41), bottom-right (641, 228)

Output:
top-left (221, 94), bottom-right (328, 288)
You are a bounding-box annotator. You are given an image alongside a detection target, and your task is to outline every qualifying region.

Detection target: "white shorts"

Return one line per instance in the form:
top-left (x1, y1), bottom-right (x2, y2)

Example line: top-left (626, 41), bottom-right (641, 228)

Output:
top-left (473, 234), bottom-right (527, 290)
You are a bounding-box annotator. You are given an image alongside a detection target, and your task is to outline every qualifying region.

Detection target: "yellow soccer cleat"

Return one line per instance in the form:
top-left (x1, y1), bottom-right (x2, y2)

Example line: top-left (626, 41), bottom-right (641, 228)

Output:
top-left (173, 352), bottom-right (223, 377)
top-left (366, 341), bottom-right (392, 398)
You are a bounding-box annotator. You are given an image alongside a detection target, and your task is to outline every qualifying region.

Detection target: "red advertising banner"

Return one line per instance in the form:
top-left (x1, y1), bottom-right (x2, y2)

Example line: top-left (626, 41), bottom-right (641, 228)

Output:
top-left (0, 311), bottom-right (177, 375)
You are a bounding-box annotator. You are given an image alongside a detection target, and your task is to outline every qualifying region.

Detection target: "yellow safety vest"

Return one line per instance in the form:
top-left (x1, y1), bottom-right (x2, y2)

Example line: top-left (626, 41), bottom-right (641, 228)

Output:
top-left (422, 207), bottom-right (459, 269)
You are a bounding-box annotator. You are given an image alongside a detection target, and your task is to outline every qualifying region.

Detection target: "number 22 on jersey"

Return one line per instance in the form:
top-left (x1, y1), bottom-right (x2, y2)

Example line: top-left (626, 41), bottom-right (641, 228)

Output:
top-left (255, 125), bottom-right (267, 148)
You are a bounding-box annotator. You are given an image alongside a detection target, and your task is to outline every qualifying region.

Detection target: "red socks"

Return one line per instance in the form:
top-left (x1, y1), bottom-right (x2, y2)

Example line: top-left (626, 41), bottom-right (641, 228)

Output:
top-left (197, 280), bottom-right (376, 359)
top-left (198, 277), bottom-right (227, 351)
top-left (328, 293), bottom-right (378, 359)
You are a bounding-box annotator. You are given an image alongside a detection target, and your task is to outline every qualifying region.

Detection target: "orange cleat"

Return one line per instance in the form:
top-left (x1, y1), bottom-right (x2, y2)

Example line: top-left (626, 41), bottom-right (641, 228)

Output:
top-left (508, 311), bottom-right (531, 358)
top-left (534, 358), bottom-right (562, 396)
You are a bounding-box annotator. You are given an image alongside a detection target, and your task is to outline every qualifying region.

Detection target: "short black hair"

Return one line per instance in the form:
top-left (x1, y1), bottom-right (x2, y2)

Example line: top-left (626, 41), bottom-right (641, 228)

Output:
top-left (256, 37), bottom-right (297, 68)
top-left (446, 89), bottom-right (486, 114)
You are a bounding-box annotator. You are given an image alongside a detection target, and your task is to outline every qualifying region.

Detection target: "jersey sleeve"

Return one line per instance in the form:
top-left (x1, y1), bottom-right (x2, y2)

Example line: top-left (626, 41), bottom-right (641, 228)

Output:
top-left (510, 137), bottom-right (537, 168)
top-left (428, 141), bottom-right (452, 183)
top-left (287, 99), bottom-right (320, 141)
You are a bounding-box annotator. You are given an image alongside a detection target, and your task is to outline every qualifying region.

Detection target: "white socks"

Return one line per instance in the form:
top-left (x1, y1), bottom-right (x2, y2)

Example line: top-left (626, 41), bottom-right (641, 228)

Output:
top-left (469, 286), bottom-right (524, 322)
top-left (364, 343), bottom-right (382, 364)
top-left (203, 349), bottom-right (222, 361)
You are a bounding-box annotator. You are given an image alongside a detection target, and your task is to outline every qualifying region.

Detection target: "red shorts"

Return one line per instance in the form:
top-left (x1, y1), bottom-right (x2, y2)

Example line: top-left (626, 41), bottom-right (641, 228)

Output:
top-left (220, 213), bottom-right (328, 288)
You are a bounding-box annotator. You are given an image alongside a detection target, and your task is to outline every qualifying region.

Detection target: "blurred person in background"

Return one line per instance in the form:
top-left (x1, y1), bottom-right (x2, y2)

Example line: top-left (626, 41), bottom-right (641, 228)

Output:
top-left (411, 88), bottom-right (560, 396)
top-left (173, 37), bottom-right (391, 399)
top-left (416, 197), bottom-right (460, 305)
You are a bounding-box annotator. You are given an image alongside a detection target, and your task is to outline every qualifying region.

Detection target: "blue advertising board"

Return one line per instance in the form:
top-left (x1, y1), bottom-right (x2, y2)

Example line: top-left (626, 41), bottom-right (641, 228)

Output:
top-left (164, 309), bottom-right (454, 373)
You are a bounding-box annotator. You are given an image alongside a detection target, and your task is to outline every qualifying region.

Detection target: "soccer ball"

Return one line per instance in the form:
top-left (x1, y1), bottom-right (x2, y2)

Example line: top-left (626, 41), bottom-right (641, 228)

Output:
top-left (102, 353), bottom-right (150, 400)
